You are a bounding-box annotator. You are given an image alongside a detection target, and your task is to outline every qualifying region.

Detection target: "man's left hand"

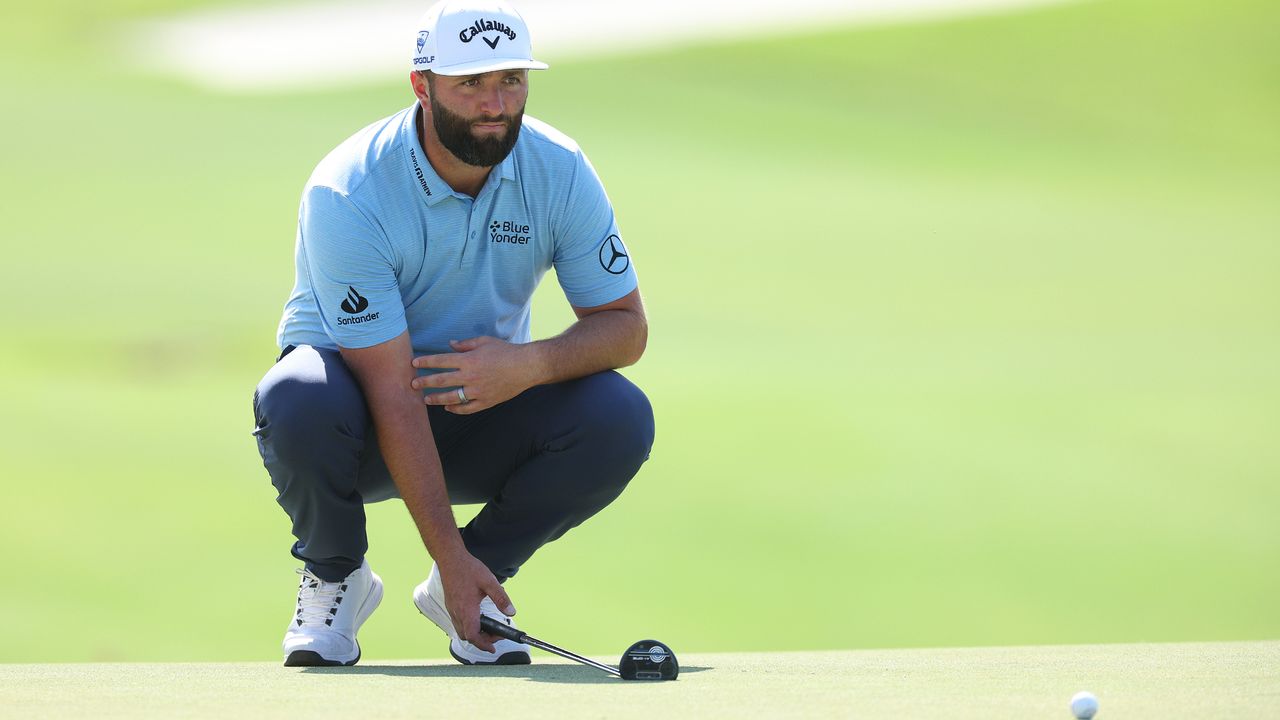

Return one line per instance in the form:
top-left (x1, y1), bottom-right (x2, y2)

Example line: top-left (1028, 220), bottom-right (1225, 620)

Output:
top-left (411, 337), bottom-right (542, 414)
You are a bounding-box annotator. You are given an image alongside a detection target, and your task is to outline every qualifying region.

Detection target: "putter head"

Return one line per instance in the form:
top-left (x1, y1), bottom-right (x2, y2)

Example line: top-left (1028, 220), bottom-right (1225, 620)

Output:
top-left (619, 640), bottom-right (679, 681)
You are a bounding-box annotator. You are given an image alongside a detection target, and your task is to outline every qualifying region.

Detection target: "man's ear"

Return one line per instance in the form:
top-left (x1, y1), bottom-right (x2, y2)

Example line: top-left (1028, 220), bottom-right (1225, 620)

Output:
top-left (410, 71), bottom-right (431, 104)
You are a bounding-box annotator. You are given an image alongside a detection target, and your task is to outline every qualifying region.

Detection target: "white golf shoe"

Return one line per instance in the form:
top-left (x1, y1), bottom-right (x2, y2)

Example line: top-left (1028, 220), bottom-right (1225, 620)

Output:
top-left (412, 564), bottom-right (531, 665)
top-left (282, 559), bottom-right (383, 667)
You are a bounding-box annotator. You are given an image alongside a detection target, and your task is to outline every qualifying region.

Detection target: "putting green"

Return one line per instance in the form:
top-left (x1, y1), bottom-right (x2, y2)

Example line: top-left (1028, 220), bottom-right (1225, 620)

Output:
top-left (3, 641), bottom-right (1276, 719)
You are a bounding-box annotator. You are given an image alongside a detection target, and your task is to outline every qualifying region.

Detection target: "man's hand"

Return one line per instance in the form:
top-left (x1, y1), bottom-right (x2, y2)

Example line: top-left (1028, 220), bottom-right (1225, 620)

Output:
top-left (411, 337), bottom-right (543, 414)
top-left (438, 552), bottom-right (517, 652)
top-left (410, 289), bottom-right (646, 413)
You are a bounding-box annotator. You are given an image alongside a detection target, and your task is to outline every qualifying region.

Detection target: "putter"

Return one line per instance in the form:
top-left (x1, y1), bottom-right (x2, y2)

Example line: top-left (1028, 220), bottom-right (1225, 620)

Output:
top-left (479, 616), bottom-right (678, 681)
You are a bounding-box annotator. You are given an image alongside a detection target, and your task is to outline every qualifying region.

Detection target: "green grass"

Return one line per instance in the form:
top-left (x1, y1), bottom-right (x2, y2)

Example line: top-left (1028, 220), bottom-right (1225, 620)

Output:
top-left (3, 642), bottom-right (1277, 718)
top-left (1, 0), bottom-right (1278, 662)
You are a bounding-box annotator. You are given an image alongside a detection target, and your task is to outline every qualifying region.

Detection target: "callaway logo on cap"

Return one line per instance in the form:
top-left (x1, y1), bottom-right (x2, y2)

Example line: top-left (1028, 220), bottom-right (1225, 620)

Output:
top-left (411, 0), bottom-right (549, 76)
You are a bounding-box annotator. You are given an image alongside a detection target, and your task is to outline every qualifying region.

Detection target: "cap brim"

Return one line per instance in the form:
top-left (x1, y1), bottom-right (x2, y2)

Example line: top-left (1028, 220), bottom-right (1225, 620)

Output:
top-left (430, 58), bottom-right (550, 76)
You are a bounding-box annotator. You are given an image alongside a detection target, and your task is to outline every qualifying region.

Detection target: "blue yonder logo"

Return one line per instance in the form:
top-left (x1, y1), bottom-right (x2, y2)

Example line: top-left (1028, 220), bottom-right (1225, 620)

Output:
top-left (490, 219), bottom-right (531, 245)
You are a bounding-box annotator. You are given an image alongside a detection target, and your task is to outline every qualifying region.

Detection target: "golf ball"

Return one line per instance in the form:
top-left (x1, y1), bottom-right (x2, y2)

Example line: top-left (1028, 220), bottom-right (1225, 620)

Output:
top-left (1070, 691), bottom-right (1099, 719)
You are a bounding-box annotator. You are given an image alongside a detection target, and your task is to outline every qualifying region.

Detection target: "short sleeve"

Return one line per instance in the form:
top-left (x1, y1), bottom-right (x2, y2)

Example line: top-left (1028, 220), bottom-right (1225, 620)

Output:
top-left (551, 151), bottom-right (638, 308)
top-left (299, 186), bottom-right (408, 348)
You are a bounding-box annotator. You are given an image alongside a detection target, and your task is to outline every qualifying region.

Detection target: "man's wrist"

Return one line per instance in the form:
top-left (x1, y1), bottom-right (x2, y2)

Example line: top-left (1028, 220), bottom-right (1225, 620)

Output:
top-left (431, 540), bottom-right (472, 571)
top-left (522, 339), bottom-right (555, 388)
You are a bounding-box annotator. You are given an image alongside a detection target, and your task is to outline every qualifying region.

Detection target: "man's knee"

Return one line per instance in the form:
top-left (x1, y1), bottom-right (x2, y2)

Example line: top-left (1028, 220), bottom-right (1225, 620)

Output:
top-left (253, 350), bottom-right (368, 466)
top-left (570, 371), bottom-right (655, 478)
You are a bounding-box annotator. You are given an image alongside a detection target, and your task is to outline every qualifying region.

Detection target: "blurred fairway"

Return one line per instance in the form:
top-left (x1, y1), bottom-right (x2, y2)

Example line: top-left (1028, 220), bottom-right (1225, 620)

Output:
top-left (1, 0), bottom-right (1277, 663)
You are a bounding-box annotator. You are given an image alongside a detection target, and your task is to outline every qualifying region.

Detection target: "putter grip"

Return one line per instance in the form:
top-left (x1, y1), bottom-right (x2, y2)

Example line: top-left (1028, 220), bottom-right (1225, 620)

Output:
top-left (479, 615), bottom-right (527, 642)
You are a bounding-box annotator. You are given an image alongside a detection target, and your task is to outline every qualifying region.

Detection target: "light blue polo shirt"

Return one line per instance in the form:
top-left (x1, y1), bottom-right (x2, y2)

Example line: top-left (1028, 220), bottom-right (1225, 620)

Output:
top-left (275, 103), bottom-right (637, 355)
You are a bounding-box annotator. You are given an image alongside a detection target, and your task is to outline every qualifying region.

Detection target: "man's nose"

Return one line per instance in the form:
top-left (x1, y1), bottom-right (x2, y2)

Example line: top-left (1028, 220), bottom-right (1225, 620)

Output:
top-left (478, 86), bottom-right (505, 117)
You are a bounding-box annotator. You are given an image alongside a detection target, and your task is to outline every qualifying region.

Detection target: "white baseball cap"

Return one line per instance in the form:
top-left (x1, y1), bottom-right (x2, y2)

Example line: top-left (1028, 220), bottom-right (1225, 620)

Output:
top-left (411, 0), bottom-right (549, 76)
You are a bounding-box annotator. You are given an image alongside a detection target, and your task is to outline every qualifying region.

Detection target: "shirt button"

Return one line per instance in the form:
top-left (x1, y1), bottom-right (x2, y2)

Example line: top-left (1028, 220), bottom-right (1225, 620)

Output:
top-left (470, 231), bottom-right (477, 237)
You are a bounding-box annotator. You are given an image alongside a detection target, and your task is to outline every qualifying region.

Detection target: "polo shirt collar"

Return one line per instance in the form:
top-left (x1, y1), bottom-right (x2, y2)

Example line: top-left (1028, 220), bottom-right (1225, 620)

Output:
top-left (403, 105), bottom-right (451, 207)
top-left (494, 145), bottom-right (516, 184)
top-left (402, 104), bottom-right (517, 206)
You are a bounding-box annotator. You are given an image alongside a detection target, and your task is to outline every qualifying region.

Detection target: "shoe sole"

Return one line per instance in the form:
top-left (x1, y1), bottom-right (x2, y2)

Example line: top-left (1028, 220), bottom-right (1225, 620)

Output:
top-left (283, 573), bottom-right (384, 667)
top-left (413, 584), bottom-right (530, 666)
top-left (449, 644), bottom-right (530, 666)
top-left (284, 649), bottom-right (361, 667)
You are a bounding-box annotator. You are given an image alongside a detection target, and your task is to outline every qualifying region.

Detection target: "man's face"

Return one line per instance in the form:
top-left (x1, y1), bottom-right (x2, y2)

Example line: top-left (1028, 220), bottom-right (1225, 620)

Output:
top-left (426, 70), bottom-right (529, 167)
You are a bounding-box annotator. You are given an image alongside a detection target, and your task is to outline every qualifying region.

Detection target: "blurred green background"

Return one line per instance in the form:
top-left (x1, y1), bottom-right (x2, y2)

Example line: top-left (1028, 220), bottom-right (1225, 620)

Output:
top-left (2, 0), bottom-right (1277, 663)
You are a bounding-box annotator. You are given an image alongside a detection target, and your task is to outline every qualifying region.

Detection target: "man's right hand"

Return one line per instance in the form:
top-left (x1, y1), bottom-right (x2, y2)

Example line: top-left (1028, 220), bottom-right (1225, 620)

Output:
top-left (439, 552), bottom-right (517, 652)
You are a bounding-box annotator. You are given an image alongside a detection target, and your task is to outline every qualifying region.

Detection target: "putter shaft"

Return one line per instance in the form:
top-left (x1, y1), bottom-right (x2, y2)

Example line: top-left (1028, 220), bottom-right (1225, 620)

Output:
top-left (479, 615), bottom-right (621, 676)
top-left (525, 637), bottom-right (622, 676)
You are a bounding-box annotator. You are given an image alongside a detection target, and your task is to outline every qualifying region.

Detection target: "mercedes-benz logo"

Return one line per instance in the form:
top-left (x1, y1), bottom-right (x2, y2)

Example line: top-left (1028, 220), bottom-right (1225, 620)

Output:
top-left (598, 234), bottom-right (629, 275)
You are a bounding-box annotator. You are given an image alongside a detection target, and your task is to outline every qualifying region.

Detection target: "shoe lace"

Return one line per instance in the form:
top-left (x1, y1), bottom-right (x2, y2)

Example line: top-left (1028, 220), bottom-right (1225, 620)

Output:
top-left (294, 568), bottom-right (347, 627)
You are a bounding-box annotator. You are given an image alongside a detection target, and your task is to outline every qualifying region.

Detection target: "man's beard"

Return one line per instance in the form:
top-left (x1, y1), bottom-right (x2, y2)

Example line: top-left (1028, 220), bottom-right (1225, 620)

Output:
top-left (430, 95), bottom-right (524, 167)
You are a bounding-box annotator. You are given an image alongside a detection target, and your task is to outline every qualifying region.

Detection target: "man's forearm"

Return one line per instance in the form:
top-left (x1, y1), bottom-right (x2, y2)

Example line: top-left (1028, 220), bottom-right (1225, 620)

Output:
top-left (341, 341), bottom-right (468, 567)
top-left (370, 394), bottom-right (468, 563)
top-left (527, 304), bottom-right (647, 386)
top-left (412, 289), bottom-right (647, 413)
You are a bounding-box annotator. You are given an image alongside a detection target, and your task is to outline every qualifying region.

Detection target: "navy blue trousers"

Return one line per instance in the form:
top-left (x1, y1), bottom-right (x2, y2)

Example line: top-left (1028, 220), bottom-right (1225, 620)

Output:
top-left (252, 345), bottom-right (655, 582)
